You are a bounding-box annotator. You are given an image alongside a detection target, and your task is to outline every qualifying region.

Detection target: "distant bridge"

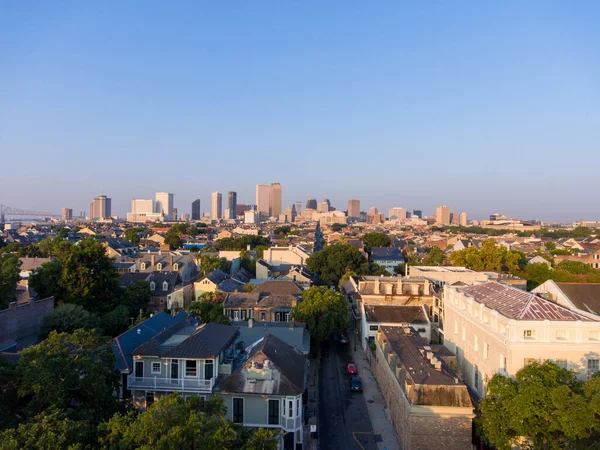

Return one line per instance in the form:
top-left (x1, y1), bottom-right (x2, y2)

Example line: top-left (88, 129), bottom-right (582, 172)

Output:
top-left (0, 204), bottom-right (62, 222)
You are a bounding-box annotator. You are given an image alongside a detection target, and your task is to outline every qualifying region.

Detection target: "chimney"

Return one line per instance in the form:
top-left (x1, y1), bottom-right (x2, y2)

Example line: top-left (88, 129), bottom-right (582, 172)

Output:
top-left (396, 278), bottom-right (403, 295)
top-left (169, 254), bottom-right (174, 267)
top-left (248, 318), bottom-right (253, 328)
top-left (151, 255), bottom-right (156, 267)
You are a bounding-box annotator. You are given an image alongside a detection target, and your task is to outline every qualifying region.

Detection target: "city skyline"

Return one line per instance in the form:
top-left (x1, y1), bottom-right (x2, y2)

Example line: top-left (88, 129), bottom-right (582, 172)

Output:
top-left (1, 3), bottom-right (599, 222)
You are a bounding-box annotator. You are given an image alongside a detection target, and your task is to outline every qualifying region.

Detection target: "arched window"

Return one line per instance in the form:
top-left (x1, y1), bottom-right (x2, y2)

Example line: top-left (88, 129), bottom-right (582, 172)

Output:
top-left (156, 263), bottom-right (163, 271)
top-left (163, 281), bottom-right (169, 291)
top-left (141, 263), bottom-right (146, 270)
top-left (173, 263), bottom-right (179, 271)
top-left (150, 281), bottom-right (156, 291)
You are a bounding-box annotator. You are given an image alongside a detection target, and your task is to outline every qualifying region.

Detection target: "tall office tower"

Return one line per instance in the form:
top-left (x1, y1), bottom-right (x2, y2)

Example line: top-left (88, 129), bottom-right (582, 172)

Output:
top-left (256, 184), bottom-right (270, 215)
top-left (155, 192), bottom-right (174, 221)
top-left (227, 191), bottom-right (237, 219)
top-left (368, 206), bottom-right (379, 215)
top-left (62, 208), bottom-right (73, 221)
top-left (348, 199), bottom-right (360, 218)
top-left (269, 182), bottom-right (282, 217)
top-left (412, 210), bottom-right (423, 219)
top-left (305, 198), bottom-right (317, 210)
top-left (459, 212), bottom-right (468, 227)
top-left (132, 199), bottom-right (155, 214)
top-left (323, 199), bottom-right (331, 211)
top-left (290, 204), bottom-right (297, 222)
top-left (211, 192), bottom-right (222, 219)
top-left (236, 204), bottom-right (247, 216)
top-left (89, 195), bottom-right (111, 219)
top-left (436, 205), bottom-right (451, 225)
top-left (295, 201), bottom-right (302, 214)
top-left (191, 199), bottom-right (201, 220)
top-left (317, 201), bottom-right (329, 213)
top-left (388, 207), bottom-right (407, 221)
top-left (406, 211), bottom-right (412, 219)
top-left (450, 213), bottom-right (459, 225)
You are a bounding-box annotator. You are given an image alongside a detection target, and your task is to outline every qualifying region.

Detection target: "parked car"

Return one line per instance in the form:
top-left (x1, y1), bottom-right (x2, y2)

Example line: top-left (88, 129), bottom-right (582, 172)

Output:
top-left (345, 362), bottom-right (358, 375)
top-left (339, 333), bottom-right (349, 344)
top-left (350, 376), bottom-right (362, 392)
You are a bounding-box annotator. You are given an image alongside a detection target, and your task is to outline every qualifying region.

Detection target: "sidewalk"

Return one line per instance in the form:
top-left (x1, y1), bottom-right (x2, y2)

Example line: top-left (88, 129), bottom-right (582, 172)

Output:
top-left (350, 340), bottom-right (400, 450)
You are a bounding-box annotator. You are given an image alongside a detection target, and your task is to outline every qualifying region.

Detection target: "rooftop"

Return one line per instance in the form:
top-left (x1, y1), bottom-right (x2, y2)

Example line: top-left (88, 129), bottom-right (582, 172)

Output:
top-left (364, 305), bottom-right (428, 324)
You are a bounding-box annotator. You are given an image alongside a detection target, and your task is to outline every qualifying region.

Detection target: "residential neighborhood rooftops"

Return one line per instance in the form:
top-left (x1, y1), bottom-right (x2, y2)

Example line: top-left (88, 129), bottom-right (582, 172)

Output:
top-left (252, 280), bottom-right (303, 295)
top-left (364, 305), bottom-right (428, 324)
top-left (371, 247), bottom-right (404, 260)
top-left (457, 281), bottom-right (597, 321)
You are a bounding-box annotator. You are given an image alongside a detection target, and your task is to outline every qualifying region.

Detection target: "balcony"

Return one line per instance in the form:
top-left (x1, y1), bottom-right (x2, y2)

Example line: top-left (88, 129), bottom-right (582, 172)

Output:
top-left (128, 374), bottom-right (215, 392)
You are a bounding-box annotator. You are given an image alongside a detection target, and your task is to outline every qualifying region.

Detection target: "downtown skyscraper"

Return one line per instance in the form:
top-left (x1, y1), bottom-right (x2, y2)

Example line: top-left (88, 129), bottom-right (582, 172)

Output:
top-left (269, 182), bottom-right (282, 217)
top-left (227, 191), bottom-right (237, 219)
top-left (212, 192), bottom-right (222, 219)
top-left (256, 184), bottom-right (270, 215)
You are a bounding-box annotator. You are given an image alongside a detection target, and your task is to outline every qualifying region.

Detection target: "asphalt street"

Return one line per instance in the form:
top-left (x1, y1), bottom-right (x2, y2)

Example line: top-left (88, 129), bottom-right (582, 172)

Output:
top-left (318, 337), bottom-right (377, 450)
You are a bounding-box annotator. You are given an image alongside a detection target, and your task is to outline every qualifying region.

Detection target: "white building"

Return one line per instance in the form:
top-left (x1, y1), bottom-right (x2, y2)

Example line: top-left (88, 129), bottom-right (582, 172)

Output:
top-left (127, 198), bottom-right (164, 223)
top-left (388, 207), bottom-right (407, 221)
top-left (155, 192), bottom-right (174, 221)
top-left (256, 184), bottom-right (270, 215)
top-left (443, 282), bottom-right (600, 398)
top-left (211, 192), bottom-right (222, 220)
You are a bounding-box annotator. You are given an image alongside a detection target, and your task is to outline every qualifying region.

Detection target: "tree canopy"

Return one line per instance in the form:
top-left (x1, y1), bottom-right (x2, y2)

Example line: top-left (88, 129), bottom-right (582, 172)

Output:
top-left (291, 286), bottom-right (348, 341)
top-left (479, 360), bottom-right (600, 449)
top-left (306, 243), bottom-right (367, 287)
top-left (362, 232), bottom-right (391, 254)
top-left (200, 254), bottom-right (231, 275)
top-left (0, 253), bottom-right (21, 310)
top-left (186, 301), bottom-right (230, 325)
top-left (214, 236), bottom-right (270, 251)
top-left (39, 304), bottom-right (103, 340)
top-left (450, 239), bottom-right (526, 274)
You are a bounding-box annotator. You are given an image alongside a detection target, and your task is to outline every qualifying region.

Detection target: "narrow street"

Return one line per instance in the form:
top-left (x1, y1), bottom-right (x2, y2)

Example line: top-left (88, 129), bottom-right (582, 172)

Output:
top-left (318, 337), bottom-right (377, 450)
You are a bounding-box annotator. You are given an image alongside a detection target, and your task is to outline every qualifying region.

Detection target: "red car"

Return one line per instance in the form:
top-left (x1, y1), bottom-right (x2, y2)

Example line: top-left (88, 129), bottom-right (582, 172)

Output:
top-left (345, 362), bottom-right (358, 375)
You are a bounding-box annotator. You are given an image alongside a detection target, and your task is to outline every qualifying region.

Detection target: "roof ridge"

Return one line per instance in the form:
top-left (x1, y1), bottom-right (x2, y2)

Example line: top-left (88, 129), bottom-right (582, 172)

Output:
top-left (517, 293), bottom-right (538, 320)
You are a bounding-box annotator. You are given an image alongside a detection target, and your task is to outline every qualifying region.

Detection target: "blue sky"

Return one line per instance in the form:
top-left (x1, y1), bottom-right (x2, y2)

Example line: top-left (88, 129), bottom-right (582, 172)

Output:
top-left (1, 1), bottom-right (599, 221)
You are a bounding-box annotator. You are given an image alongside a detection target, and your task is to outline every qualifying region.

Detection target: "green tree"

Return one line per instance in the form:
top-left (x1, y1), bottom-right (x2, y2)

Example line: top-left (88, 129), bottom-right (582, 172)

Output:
top-left (362, 232), bottom-right (391, 254)
top-left (306, 243), bottom-right (367, 287)
top-left (59, 237), bottom-right (119, 313)
top-left (39, 304), bottom-right (102, 340)
top-left (450, 239), bottom-right (526, 275)
top-left (331, 223), bottom-right (345, 232)
top-left (200, 254), bottom-right (230, 275)
top-left (164, 228), bottom-right (183, 250)
top-left (524, 263), bottom-right (553, 289)
top-left (479, 360), bottom-right (600, 449)
top-left (0, 253), bottom-right (21, 310)
top-left (101, 305), bottom-right (131, 337)
top-left (423, 247), bottom-right (445, 266)
top-left (17, 330), bottom-right (120, 423)
top-left (291, 286), bottom-right (348, 341)
top-left (186, 301), bottom-right (230, 325)
top-left (28, 259), bottom-right (64, 301)
top-left (119, 280), bottom-right (151, 316)
top-left (124, 228), bottom-right (141, 245)
top-left (0, 356), bottom-right (19, 430)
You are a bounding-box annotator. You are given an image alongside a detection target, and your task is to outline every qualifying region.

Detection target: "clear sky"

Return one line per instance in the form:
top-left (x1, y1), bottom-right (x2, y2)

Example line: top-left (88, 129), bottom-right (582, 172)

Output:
top-left (1, 1), bottom-right (599, 222)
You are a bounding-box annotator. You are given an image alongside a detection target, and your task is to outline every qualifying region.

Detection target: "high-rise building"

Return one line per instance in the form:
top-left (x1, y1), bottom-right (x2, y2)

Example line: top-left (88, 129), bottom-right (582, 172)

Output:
top-left (236, 204), bottom-right (247, 216)
top-left (155, 192), bottom-right (174, 221)
top-left (191, 199), bottom-right (201, 220)
top-left (269, 183), bottom-right (282, 217)
top-left (348, 199), bottom-right (360, 218)
top-left (132, 199), bottom-right (155, 214)
top-left (459, 212), bottom-right (468, 227)
top-left (317, 201), bottom-right (329, 213)
top-left (305, 198), bottom-right (317, 210)
top-left (211, 192), bottom-right (222, 219)
top-left (295, 201), bottom-right (302, 214)
top-left (89, 195), bottom-right (111, 219)
top-left (227, 191), bottom-right (237, 219)
top-left (436, 205), bottom-right (451, 225)
top-left (256, 184), bottom-right (270, 215)
top-left (323, 199), bottom-right (331, 211)
top-left (369, 206), bottom-right (379, 215)
top-left (412, 210), bottom-right (422, 219)
top-left (62, 208), bottom-right (73, 221)
top-left (388, 207), bottom-right (407, 221)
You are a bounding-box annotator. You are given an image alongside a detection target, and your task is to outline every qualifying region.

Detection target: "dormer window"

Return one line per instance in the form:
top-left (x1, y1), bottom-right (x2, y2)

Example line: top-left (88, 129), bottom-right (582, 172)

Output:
top-left (173, 263), bottom-right (179, 271)
top-left (163, 281), bottom-right (169, 291)
top-left (141, 263), bottom-right (146, 270)
top-left (150, 281), bottom-right (156, 291)
top-left (524, 330), bottom-right (536, 340)
top-left (156, 263), bottom-right (162, 271)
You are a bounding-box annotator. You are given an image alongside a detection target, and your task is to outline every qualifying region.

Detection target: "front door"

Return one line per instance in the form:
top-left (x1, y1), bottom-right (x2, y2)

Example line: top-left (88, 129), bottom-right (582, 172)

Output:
top-left (205, 360), bottom-right (213, 380)
top-left (134, 361), bottom-right (143, 378)
top-left (171, 360), bottom-right (178, 380)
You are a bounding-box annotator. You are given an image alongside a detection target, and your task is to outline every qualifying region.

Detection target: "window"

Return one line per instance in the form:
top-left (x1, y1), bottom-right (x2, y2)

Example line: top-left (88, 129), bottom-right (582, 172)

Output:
top-left (173, 263), bottom-right (179, 270)
top-left (462, 326), bottom-right (466, 341)
top-left (261, 311), bottom-right (267, 321)
top-left (233, 398), bottom-right (244, 424)
top-left (590, 330), bottom-right (600, 341)
top-left (156, 263), bottom-right (162, 270)
top-left (556, 330), bottom-right (568, 340)
top-left (134, 361), bottom-right (143, 377)
top-left (162, 281), bottom-right (169, 291)
top-left (523, 330), bottom-right (536, 340)
top-left (151, 362), bottom-right (161, 374)
top-left (474, 365), bottom-right (479, 389)
top-left (454, 321), bottom-right (458, 335)
top-left (185, 360), bottom-right (197, 377)
top-left (241, 309), bottom-right (247, 320)
top-left (555, 359), bottom-right (568, 369)
top-left (501, 354), bottom-right (507, 372)
top-left (297, 398), bottom-right (301, 417)
top-left (370, 325), bottom-right (379, 331)
top-left (150, 282), bottom-right (156, 291)
top-left (285, 313), bottom-right (290, 322)
top-left (483, 342), bottom-right (489, 359)
top-left (141, 263), bottom-right (146, 270)
top-left (474, 335), bottom-right (479, 352)
top-left (588, 359), bottom-right (600, 374)
top-left (234, 310), bottom-right (240, 321)
top-left (288, 399), bottom-right (294, 417)
top-left (268, 399), bottom-right (280, 425)
top-left (205, 360), bottom-right (214, 380)
top-left (146, 392), bottom-right (155, 407)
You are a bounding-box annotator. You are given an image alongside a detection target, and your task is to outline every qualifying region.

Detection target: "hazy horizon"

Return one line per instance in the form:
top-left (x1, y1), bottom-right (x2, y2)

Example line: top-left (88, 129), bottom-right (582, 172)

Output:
top-left (1, 2), bottom-right (599, 222)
